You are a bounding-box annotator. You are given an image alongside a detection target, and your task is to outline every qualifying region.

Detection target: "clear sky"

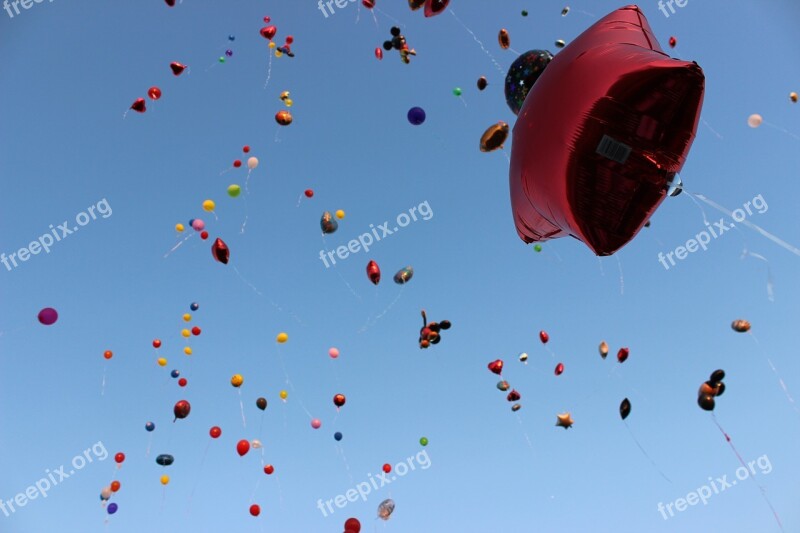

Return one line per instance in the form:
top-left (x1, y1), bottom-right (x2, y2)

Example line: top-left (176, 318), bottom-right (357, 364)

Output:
top-left (1, 1), bottom-right (799, 532)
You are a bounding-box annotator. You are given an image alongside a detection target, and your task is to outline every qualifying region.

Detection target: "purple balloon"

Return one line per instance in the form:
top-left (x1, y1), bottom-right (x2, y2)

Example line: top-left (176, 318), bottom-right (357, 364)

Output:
top-left (407, 107), bottom-right (426, 125)
top-left (37, 307), bottom-right (58, 325)
top-left (225, 49), bottom-right (233, 57)
top-left (107, 503), bottom-right (118, 515)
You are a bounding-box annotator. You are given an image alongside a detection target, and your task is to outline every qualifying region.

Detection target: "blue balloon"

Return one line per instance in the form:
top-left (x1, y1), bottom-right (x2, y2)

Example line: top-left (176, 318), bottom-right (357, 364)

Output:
top-left (190, 302), bottom-right (199, 311)
top-left (145, 421), bottom-right (155, 432)
top-left (107, 503), bottom-right (118, 515)
top-left (228, 35), bottom-right (235, 41)
top-left (334, 431), bottom-right (343, 441)
top-left (170, 370), bottom-right (180, 378)
top-left (156, 454), bottom-right (175, 466)
top-left (407, 107), bottom-right (426, 125)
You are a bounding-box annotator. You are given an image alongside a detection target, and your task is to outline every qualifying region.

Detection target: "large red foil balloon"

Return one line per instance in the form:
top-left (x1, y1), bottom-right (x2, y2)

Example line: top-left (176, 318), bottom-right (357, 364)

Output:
top-left (423, 0), bottom-right (449, 17)
top-left (212, 238), bottom-right (230, 264)
top-left (366, 260), bottom-right (381, 285)
top-left (509, 5), bottom-right (704, 256)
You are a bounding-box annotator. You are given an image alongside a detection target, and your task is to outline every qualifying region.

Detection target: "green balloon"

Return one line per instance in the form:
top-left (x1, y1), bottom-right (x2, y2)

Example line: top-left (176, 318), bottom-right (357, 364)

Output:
top-left (452, 87), bottom-right (462, 96)
top-left (521, 10), bottom-right (528, 16)
top-left (534, 244), bottom-right (542, 252)
top-left (219, 57), bottom-right (226, 63)
top-left (227, 184), bottom-right (241, 197)
top-left (419, 437), bottom-right (428, 446)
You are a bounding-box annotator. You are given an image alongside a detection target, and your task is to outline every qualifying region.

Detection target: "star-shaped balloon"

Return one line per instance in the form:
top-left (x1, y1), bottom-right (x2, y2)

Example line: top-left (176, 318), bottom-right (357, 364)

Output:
top-left (555, 412), bottom-right (574, 429)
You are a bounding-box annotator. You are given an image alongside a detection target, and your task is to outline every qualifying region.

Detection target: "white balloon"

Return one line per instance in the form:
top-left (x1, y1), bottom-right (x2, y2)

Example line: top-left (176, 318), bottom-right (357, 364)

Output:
top-left (747, 114), bottom-right (763, 128)
top-left (247, 157), bottom-right (259, 169)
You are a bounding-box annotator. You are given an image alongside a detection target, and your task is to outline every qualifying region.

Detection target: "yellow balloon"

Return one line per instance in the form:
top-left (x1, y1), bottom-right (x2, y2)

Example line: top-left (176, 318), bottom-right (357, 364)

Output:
top-left (160, 475), bottom-right (170, 485)
top-left (269, 42), bottom-right (276, 49)
top-left (276, 332), bottom-right (288, 343)
top-left (231, 374), bottom-right (244, 387)
top-left (279, 390), bottom-right (288, 400)
top-left (184, 347), bottom-right (192, 355)
top-left (175, 223), bottom-right (185, 232)
top-left (182, 313), bottom-right (191, 322)
top-left (202, 199), bottom-right (215, 212)
top-left (181, 329), bottom-right (191, 338)
top-left (285, 99), bottom-right (293, 107)
top-left (335, 210), bottom-right (345, 219)
top-left (157, 357), bottom-right (167, 367)
top-left (275, 50), bottom-right (283, 57)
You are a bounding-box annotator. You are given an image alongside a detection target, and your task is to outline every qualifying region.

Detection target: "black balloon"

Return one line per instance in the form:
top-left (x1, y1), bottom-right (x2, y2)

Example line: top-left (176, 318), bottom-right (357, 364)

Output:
top-left (504, 50), bottom-right (554, 116)
top-left (256, 397), bottom-right (267, 410)
top-left (619, 398), bottom-right (631, 420)
top-left (698, 394), bottom-right (716, 411)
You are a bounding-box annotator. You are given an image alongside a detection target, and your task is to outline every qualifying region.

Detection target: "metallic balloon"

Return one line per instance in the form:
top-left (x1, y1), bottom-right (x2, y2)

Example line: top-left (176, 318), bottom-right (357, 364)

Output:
top-left (504, 50), bottom-right (553, 116)
top-left (619, 398), bottom-right (631, 420)
top-left (321, 211), bottom-right (338, 234)
top-left (479, 122), bottom-right (509, 152)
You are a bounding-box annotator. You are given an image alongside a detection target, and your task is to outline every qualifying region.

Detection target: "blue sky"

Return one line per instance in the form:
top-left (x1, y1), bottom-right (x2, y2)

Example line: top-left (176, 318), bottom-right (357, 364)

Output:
top-left (1, 1), bottom-right (799, 532)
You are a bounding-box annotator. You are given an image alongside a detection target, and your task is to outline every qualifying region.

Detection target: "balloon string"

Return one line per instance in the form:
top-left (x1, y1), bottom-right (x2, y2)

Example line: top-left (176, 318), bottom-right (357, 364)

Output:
top-left (748, 332), bottom-right (799, 415)
top-left (763, 120), bottom-right (800, 142)
top-left (320, 234), bottom-right (362, 302)
top-left (357, 286), bottom-right (405, 333)
top-left (374, 7), bottom-right (403, 28)
top-left (711, 414), bottom-right (784, 531)
top-left (164, 233), bottom-right (193, 258)
top-left (277, 346), bottom-right (314, 420)
top-left (101, 366), bottom-right (107, 396)
top-left (514, 412), bottom-right (536, 457)
top-left (700, 118), bottom-right (724, 140)
top-left (336, 443), bottom-right (355, 486)
top-left (185, 440), bottom-right (212, 514)
top-left (623, 420), bottom-right (671, 483)
top-left (263, 51), bottom-right (273, 89)
top-left (145, 433), bottom-right (153, 458)
top-left (615, 255), bottom-right (624, 296)
top-left (449, 9), bottom-right (506, 76)
top-left (238, 388), bottom-right (247, 429)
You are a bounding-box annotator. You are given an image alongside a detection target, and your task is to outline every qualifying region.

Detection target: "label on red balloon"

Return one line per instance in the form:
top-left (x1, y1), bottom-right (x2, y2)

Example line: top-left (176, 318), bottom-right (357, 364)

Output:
top-left (595, 135), bottom-right (631, 164)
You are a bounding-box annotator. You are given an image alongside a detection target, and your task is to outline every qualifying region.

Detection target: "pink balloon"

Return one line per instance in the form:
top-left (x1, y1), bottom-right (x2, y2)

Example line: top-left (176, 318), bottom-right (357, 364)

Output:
top-left (38, 307), bottom-right (58, 325)
top-left (191, 219), bottom-right (205, 231)
top-left (311, 418), bottom-right (322, 429)
top-left (328, 347), bottom-right (340, 359)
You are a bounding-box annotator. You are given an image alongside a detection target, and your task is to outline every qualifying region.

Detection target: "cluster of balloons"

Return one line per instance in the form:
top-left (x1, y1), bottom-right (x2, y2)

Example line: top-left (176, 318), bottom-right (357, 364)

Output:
top-left (364, 261), bottom-right (414, 286)
top-left (698, 370), bottom-right (726, 411)
top-left (383, 27), bottom-right (416, 64)
top-left (418, 309), bottom-right (451, 348)
top-left (487, 359), bottom-right (521, 411)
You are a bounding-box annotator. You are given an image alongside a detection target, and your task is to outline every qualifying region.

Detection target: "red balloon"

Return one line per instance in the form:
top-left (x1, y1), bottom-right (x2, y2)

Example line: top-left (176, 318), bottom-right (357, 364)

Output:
top-left (178, 378), bottom-right (187, 387)
top-left (249, 504), bottom-right (260, 516)
top-left (153, 339), bottom-right (162, 348)
top-left (285, 35), bottom-right (294, 44)
top-left (165, 0), bottom-right (175, 5)
top-left (130, 98), bottom-right (146, 113)
top-left (191, 326), bottom-right (201, 336)
top-left (200, 231), bottom-right (209, 240)
top-left (212, 238), bottom-right (230, 264)
top-left (304, 189), bottom-right (314, 198)
top-left (366, 260), bottom-right (381, 285)
top-left (260, 25), bottom-right (277, 40)
top-left (169, 62), bottom-right (187, 76)
top-left (375, 47), bottom-right (383, 60)
top-left (617, 347), bottom-right (630, 363)
top-left (506, 389), bottom-right (521, 401)
top-left (382, 463), bottom-right (391, 473)
top-left (555, 362), bottom-right (564, 376)
top-left (114, 452), bottom-right (125, 464)
top-left (147, 87), bottom-right (162, 100)
top-left (264, 464), bottom-right (275, 475)
top-left (487, 359), bottom-right (504, 375)
top-left (362, 0), bottom-right (375, 8)
top-left (233, 160), bottom-right (242, 168)
top-left (333, 394), bottom-right (346, 408)
top-left (237, 439), bottom-right (250, 456)
top-left (173, 400), bottom-right (191, 421)
top-left (209, 426), bottom-right (222, 438)
top-left (243, 145), bottom-right (250, 153)
top-left (344, 518), bottom-right (362, 533)
top-left (669, 36), bottom-right (677, 48)
top-left (509, 5), bottom-right (704, 256)
top-left (424, 0), bottom-right (449, 17)
top-left (539, 330), bottom-right (549, 344)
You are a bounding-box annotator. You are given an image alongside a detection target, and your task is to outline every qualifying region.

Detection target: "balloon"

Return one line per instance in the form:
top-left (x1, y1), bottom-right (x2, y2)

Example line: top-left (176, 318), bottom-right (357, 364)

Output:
top-left (477, 76), bottom-right (488, 91)
top-left (279, 390), bottom-right (288, 400)
top-left (533, 244), bottom-right (542, 252)
top-left (731, 320), bottom-right (751, 333)
top-left (362, 0), bottom-right (374, 8)
top-left (407, 107), bottom-right (426, 125)
top-left (147, 87), bottom-right (162, 100)
top-left (506, 389), bottom-right (521, 402)
top-left (157, 357), bottom-right (167, 366)
top-left (231, 374), bottom-right (244, 387)
top-left (344, 518), bottom-right (362, 533)
top-left (409, 0), bottom-right (425, 10)
top-left (181, 329), bottom-right (190, 338)
top-left (145, 421), bottom-right (155, 432)
top-left (228, 184), bottom-right (241, 197)
top-left (496, 380), bottom-right (509, 391)
top-left (555, 39), bottom-right (566, 48)
top-left (237, 440), bottom-right (250, 456)
top-left (511, 403), bottom-right (522, 412)
top-left (190, 302), bottom-right (199, 311)
top-left (555, 412), bottom-right (574, 429)
top-left (191, 326), bottom-right (201, 336)
top-left (334, 431), bottom-right (343, 441)
top-left (555, 362), bottom-right (564, 375)
top-left (668, 36), bottom-right (677, 48)
top-left (335, 209), bottom-right (345, 219)
top-left (191, 219), bottom-right (205, 231)
top-left (173, 400), bottom-right (190, 421)
top-left (182, 313), bottom-right (191, 322)
top-left (304, 189), bottom-right (314, 198)
top-left (479, 122), bottom-right (509, 152)
top-left (487, 359), bottom-right (504, 375)
top-left (276, 332), bottom-right (288, 343)
top-left (311, 418), bottom-right (322, 429)
top-left (225, 49), bottom-right (233, 57)
top-left (710, 369), bottom-right (725, 382)
top-left (333, 394), bottom-right (346, 408)
top-left (382, 463), bottom-right (391, 473)
top-left (393, 266), bottom-right (413, 284)
top-left (328, 347), bottom-right (340, 359)
top-left (264, 464), bottom-right (275, 474)
top-left (233, 160), bottom-right (242, 168)
top-left (377, 499), bottom-right (395, 520)
top-left (562, 6), bottom-right (570, 15)
top-left (747, 114), bottom-right (763, 128)
top-left (509, 6), bottom-right (705, 256)
top-left (617, 347), bottom-right (630, 363)
top-left (169, 62), bottom-right (187, 76)
top-left (202, 200), bottom-right (215, 212)
top-left (108, 481), bottom-right (120, 493)
top-left (156, 454), bottom-right (174, 466)
top-left (419, 437), bottom-right (428, 446)
top-left (247, 157), bottom-right (259, 169)
top-left (260, 26), bottom-right (277, 40)
top-left (100, 487), bottom-right (112, 500)
top-left (275, 110), bottom-right (293, 126)
top-left (498, 29), bottom-right (510, 49)
top-left (620, 398), bottom-right (631, 420)
top-left (107, 503), bottom-right (118, 515)
top-left (251, 439), bottom-right (263, 449)
top-left (170, 370), bottom-right (180, 378)
top-left (321, 211), bottom-right (338, 234)
top-left (175, 223), bottom-right (185, 232)
top-left (539, 331), bottom-right (549, 344)
top-left (243, 145), bottom-right (251, 153)
top-left (453, 87), bottom-right (462, 96)
top-left (504, 50), bottom-right (554, 116)
top-left (104, 350), bottom-right (113, 360)
top-left (791, 92), bottom-right (798, 103)
top-left (366, 260), bottom-right (381, 285)
top-left (375, 47), bottom-right (383, 60)
top-left (38, 307), bottom-right (58, 325)
top-left (519, 352), bottom-right (528, 363)
top-left (256, 397), bottom-right (267, 410)
top-left (160, 475), bottom-right (170, 485)
top-left (130, 98), bottom-right (146, 113)
top-left (210, 426), bottom-right (222, 438)
top-left (249, 504), bottom-right (261, 517)
top-left (212, 238), bottom-right (230, 264)
top-left (599, 341), bottom-right (609, 359)
top-left (423, 0), bottom-right (448, 16)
